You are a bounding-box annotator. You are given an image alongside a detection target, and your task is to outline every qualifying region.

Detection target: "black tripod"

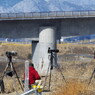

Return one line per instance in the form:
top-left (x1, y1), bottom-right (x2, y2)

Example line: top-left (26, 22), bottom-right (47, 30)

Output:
top-left (43, 48), bottom-right (66, 91)
top-left (88, 68), bottom-right (95, 85)
top-left (1, 52), bottom-right (24, 91)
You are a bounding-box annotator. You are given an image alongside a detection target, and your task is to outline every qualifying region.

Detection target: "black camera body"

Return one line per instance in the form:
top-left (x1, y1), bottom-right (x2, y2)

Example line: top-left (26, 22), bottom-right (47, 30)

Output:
top-left (48, 48), bottom-right (59, 53)
top-left (6, 51), bottom-right (17, 57)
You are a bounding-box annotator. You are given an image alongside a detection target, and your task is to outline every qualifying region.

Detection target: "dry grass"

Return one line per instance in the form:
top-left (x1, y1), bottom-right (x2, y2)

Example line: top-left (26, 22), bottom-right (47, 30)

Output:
top-left (0, 43), bottom-right (31, 59)
top-left (0, 43), bottom-right (95, 95)
top-left (3, 76), bottom-right (22, 93)
top-left (51, 43), bottom-right (95, 95)
top-left (52, 79), bottom-right (89, 95)
top-left (57, 43), bottom-right (95, 55)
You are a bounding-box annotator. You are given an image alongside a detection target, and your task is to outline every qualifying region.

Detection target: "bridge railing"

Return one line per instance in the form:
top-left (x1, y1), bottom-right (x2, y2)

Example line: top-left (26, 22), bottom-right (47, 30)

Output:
top-left (0, 10), bottom-right (95, 20)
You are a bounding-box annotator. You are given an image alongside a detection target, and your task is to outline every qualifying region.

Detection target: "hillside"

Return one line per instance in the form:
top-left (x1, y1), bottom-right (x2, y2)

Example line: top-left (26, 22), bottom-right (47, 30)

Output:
top-left (0, 0), bottom-right (95, 13)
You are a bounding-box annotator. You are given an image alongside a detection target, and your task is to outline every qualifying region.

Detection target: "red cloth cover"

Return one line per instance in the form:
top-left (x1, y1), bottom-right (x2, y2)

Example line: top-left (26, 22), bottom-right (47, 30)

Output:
top-left (29, 67), bottom-right (40, 85)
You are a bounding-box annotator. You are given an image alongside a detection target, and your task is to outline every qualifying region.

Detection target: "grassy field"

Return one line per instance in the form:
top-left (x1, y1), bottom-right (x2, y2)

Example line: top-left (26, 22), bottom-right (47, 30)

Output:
top-left (0, 43), bottom-right (95, 95)
top-left (0, 43), bottom-right (31, 59)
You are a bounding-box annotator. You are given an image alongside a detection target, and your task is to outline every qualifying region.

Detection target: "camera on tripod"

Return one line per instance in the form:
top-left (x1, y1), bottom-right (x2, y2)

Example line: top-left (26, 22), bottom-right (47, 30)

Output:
top-left (48, 47), bottom-right (59, 70)
top-left (6, 51), bottom-right (17, 57)
top-left (48, 47), bottom-right (59, 53)
top-left (6, 51), bottom-right (17, 63)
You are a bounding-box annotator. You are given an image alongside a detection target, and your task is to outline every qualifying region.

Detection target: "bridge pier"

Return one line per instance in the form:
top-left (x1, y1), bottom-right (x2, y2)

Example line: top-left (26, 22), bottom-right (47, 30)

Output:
top-left (32, 26), bottom-right (57, 76)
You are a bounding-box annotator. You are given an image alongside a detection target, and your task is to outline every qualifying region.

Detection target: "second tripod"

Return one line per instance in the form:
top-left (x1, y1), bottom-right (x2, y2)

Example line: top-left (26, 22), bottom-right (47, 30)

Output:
top-left (1, 51), bottom-right (23, 91)
top-left (43, 48), bottom-right (66, 91)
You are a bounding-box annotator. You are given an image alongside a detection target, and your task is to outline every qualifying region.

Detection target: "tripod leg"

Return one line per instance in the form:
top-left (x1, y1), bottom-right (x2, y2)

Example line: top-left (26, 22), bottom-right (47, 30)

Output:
top-left (48, 68), bottom-right (52, 91)
top-left (13, 76), bottom-right (19, 95)
top-left (43, 63), bottom-right (51, 91)
top-left (88, 68), bottom-right (95, 85)
top-left (11, 62), bottom-right (24, 91)
top-left (1, 63), bottom-right (10, 79)
top-left (56, 63), bottom-right (66, 83)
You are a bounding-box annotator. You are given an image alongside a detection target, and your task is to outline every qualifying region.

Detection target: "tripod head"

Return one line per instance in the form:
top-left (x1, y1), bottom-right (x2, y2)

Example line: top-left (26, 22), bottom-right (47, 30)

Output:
top-left (48, 47), bottom-right (59, 70)
top-left (48, 47), bottom-right (59, 54)
top-left (6, 51), bottom-right (17, 63)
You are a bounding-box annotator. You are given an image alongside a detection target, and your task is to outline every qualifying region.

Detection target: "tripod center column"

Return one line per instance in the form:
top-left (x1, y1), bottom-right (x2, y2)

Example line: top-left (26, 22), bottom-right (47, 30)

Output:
top-left (38, 26), bottom-right (56, 76)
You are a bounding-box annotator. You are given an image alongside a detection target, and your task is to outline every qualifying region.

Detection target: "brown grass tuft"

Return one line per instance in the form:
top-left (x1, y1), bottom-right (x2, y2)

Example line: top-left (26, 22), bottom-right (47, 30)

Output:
top-left (52, 79), bottom-right (88, 95)
top-left (3, 76), bottom-right (22, 93)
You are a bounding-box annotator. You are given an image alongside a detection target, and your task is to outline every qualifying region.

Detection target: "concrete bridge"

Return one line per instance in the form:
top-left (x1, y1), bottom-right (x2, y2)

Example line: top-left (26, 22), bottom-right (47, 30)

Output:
top-left (0, 10), bottom-right (95, 40)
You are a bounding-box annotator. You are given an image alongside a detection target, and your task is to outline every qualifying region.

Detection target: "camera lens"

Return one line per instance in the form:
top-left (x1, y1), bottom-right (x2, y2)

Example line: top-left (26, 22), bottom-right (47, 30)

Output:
top-left (6, 51), bottom-right (17, 56)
